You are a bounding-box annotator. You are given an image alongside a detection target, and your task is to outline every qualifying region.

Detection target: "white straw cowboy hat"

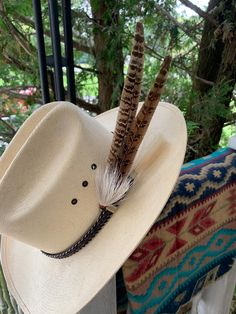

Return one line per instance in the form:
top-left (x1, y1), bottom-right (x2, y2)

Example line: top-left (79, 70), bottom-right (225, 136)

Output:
top-left (0, 23), bottom-right (187, 314)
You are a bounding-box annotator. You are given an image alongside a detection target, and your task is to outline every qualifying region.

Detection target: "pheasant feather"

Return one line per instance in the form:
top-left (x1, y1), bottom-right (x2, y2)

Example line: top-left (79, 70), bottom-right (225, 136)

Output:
top-left (108, 22), bottom-right (144, 168)
top-left (96, 23), bottom-right (172, 211)
top-left (118, 56), bottom-right (172, 176)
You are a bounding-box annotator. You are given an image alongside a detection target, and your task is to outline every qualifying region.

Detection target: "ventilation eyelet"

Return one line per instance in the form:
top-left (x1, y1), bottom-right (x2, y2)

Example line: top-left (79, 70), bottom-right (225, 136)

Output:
top-left (71, 198), bottom-right (78, 205)
top-left (82, 181), bottom-right (88, 187)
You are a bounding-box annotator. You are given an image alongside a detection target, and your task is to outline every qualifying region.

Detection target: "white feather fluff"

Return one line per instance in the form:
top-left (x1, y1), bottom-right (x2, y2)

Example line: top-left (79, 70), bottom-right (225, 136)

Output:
top-left (95, 165), bottom-right (134, 210)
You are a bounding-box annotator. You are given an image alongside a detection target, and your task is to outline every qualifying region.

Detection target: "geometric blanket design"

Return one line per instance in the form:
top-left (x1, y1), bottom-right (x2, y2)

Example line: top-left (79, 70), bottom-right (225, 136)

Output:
top-left (117, 147), bottom-right (236, 314)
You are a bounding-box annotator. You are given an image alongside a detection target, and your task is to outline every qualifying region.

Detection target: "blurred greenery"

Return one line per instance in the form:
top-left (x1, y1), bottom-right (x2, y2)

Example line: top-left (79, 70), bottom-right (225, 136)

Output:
top-left (0, 0), bottom-right (235, 158)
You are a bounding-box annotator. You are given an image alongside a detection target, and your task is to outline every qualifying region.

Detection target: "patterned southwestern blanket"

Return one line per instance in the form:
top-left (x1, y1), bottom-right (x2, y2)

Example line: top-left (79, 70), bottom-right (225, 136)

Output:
top-left (117, 147), bottom-right (236, 314)
top-left (0, 148), bottom-right (235, 313)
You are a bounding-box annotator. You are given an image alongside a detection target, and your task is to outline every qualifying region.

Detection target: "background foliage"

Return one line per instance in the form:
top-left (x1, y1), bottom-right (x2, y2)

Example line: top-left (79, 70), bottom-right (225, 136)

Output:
top-left (0, 0), bottom-right (235, 161)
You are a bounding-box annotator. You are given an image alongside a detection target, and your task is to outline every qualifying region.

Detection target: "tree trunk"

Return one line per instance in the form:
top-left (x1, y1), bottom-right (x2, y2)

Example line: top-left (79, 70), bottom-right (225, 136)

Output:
top-left (186, 0), bottom-right (236, 161)
top-left (90, 0), bottom-right (124, 112)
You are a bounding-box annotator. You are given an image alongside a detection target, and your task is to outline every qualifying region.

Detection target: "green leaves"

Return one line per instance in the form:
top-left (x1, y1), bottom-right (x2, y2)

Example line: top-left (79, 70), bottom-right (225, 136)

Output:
top-left (0, 0), bottom-right (235, 160)
top-left (3, 0), bottom-right (33, 16)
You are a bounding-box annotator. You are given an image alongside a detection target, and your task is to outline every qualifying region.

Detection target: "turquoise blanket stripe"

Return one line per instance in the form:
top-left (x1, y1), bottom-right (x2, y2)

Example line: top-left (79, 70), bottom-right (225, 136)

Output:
top-left (127, 228), bottom-right (236, 304)
top-left (181, 147), bottom-right (231, 170)
top-left (129, 250), bottom-right (236, 314)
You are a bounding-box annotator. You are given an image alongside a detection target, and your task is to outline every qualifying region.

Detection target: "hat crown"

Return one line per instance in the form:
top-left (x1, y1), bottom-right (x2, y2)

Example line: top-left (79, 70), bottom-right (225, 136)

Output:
top-left (0, 102), bottom-right (112, 253)
top-left (0, 101), bottom-right (187, 314)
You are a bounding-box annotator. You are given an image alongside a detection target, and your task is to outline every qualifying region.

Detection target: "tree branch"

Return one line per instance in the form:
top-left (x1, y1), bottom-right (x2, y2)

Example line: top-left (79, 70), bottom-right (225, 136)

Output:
top-left (0, 133), bottom-right (15, 139)
top-left (2, 51), bottom-right (34, 73)
top-left (75, 97), bottom-right (101, 114)
top-left (195, 75), bottom-right (214, 86)
top-left (144, 44), bottom-right (163, 60)
top-left (175, 43), bottom-right (198, 59)
top-left (2, 91), bottom-right (41, 102)
top-left (0, 5), bottom-right (35, 56)
top-left (13, 13), bottom-right (95, 55)
top-left (0, 118), bottom-right (16, 135)
top-left (155, 4), bottom-right (200, 43)
top-left (0, 86), bottom-right (100, 114)
top-left (224, 120), bottom-right (235, 127)
top-left (179, 0), bottom-right (218, 27)
top-left (12, 14), bottom-right (34, 28)
top-left (223, 110), bottom-right (236, 127)
top-left (144, 44), bottom-right (215, 88)
top-left (72, 39), bottom-right (95, 55)
top-left (0, 85), bottom-right (36, 93)
top-left (74, 64), bottom-right (99, 74)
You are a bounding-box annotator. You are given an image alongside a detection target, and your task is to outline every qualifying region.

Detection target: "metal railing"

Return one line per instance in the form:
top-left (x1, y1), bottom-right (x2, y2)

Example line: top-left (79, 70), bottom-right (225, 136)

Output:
top-left (32, 0), bottom-right (76, 104)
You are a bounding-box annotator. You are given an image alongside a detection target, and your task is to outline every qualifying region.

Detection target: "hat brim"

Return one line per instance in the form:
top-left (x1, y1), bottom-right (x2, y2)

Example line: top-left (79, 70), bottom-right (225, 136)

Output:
top-left (1, 102), bottom-right (187, 313)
